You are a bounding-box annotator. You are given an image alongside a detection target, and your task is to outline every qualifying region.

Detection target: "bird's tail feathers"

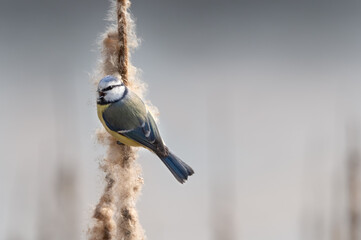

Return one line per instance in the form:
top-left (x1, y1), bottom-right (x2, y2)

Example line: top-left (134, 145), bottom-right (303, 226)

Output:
top-left (159, 151), bottom-right (194, 184)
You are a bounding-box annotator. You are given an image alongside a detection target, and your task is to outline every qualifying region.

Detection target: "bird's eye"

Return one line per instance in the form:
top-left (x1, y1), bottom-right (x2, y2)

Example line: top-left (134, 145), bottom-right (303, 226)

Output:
top-left (102, 86), bottom-right (113, 91)
top-left (102, 84), bottom-right (122, 92)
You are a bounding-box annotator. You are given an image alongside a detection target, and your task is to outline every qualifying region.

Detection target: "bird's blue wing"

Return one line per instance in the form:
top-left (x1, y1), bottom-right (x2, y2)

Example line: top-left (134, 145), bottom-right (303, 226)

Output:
top-left (121, 112), bottom-right (193, 183)
top-left (121, 112), bottom-right (167, 155)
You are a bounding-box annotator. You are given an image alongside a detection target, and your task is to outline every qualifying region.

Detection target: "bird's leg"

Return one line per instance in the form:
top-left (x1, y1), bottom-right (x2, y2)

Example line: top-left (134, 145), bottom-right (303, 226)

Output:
top-left (116, 141), bottom-right (125, 146)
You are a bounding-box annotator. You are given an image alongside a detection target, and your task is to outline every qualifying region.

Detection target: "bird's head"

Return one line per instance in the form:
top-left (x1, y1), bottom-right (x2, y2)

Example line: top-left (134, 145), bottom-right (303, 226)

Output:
top-left (97, 75), bottom-right (126, 104)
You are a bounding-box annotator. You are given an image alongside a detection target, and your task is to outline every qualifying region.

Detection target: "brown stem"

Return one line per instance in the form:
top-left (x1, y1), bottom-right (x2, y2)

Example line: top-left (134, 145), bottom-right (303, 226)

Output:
top-left (117, 0), bottom-right (129, 85)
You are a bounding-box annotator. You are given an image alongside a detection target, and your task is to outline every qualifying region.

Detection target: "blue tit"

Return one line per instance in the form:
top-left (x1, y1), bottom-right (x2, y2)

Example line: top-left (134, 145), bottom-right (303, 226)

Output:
top-left (97, 75), bottom-right (194, 183)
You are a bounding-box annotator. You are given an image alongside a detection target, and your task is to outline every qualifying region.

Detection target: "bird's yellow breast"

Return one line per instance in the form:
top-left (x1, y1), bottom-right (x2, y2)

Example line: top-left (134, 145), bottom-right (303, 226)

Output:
top-left (97, 103), bottom-right (142, 147)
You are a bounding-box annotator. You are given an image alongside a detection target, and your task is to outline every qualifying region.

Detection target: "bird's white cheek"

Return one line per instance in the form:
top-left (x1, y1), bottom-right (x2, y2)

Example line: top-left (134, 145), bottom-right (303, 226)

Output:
top-left (117, 86), bottom-right (126, 96)
top-left (104, 86), bottom-right (125, 102)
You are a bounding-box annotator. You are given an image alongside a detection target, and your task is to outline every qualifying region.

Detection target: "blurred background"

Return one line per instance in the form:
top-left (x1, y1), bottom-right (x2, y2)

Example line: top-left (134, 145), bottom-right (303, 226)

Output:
top-left (1, 0), bottom-right (361, 239)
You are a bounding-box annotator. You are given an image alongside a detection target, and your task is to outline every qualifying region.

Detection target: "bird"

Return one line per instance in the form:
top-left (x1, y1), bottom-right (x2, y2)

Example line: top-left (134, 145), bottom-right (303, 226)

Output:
top-left (96, 75), bottom-right (194, 183)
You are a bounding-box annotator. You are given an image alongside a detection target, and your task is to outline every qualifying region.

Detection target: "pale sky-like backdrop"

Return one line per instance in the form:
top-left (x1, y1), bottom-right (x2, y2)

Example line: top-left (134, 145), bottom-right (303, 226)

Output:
top-left (1, 0), bottom-right (361, 240)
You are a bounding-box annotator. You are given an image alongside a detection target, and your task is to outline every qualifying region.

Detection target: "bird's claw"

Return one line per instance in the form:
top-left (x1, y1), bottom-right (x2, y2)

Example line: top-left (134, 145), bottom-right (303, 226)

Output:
top-left (116, 141), bottom-right (124, 146)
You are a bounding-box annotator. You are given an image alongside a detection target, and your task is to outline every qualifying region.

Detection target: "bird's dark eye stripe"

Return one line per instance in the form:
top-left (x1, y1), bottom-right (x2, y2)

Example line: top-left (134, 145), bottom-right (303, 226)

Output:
top-left (102, 84), bottom-right (122, 91)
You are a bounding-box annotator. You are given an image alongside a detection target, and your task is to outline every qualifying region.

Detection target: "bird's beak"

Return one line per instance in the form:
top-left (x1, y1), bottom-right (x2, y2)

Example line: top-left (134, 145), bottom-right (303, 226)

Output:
top-left (98, 91), bottom-right (105, 98)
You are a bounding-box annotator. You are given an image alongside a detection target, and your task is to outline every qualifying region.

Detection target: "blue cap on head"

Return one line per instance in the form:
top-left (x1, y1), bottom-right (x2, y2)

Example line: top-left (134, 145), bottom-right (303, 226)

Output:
top-left (98, 75), bottom-right (122, 91)
top-left (101, 75), bottom-right (117, 83)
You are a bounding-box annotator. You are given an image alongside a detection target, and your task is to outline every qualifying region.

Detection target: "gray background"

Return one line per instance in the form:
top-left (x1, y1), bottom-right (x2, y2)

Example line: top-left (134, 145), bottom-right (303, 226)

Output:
top-left (1, 0), bottom-right (361, 239)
